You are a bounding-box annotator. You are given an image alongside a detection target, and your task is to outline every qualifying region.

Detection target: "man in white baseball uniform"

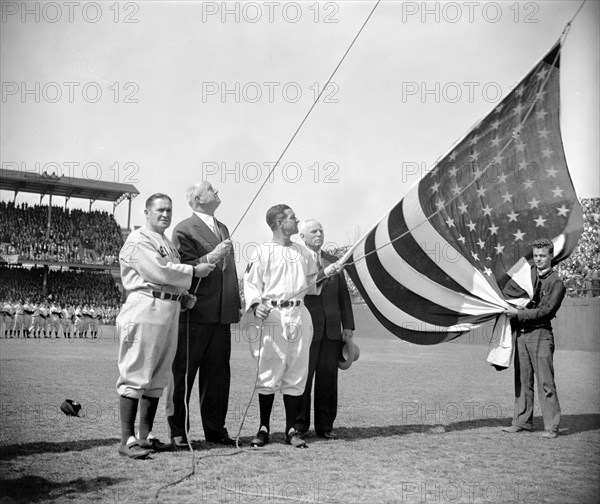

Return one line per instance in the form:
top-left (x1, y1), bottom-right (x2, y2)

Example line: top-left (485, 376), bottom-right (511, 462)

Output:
top-left (61, 304), bottom-right (73, 339)
top-left (116, 193), bottom-right (214, 459)
top-left (12, 301), bottom-right (25, 339)
top-left (49, 302), bottom-right (61, 338)
top-left (244, 204), bottom-right (340, 448)
top-left (2, 300), bottom-right (14, 338)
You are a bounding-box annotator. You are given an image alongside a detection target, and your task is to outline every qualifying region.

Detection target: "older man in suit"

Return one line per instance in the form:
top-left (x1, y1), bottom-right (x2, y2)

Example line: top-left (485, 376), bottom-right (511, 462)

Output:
top-left (295, 219), bottom-right (355, 439)
top-left (167, 182), bottom-right (241, 448)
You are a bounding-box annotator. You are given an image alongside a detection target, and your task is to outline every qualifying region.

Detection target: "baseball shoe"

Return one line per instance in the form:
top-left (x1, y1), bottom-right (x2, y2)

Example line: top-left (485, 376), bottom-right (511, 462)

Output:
top-left (250, 429), bottom-right (269, 448)
top-left (118, 441), bottom-right (151, 459)
top-left (286, 429), bottom-right (308, 448)
top-left (171, 436), bottom-right (191, 450)
top-left (542, 431), bottom-right (558, 439)
top-left (502, 425), bottom-right (527, 433)
top-left (138, 437), bottom-right (173, 452)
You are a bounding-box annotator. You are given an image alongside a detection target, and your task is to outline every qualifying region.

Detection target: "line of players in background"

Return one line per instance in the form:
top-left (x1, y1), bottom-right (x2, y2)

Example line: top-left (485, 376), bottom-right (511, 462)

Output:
top-left (0, 301), bottom-right (118, 339)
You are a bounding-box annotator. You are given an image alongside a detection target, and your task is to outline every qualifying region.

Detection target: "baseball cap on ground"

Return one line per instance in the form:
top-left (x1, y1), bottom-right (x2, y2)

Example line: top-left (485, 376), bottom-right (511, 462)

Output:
top-left (60, 399), bottom-right (82, 417)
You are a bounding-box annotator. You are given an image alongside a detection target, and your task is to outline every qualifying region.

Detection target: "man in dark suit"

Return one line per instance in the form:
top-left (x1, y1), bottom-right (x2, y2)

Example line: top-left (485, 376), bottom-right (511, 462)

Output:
top-left (295, 219), bottom-right (355, 439)
top-left (167, 182), bottom-right (241, 447)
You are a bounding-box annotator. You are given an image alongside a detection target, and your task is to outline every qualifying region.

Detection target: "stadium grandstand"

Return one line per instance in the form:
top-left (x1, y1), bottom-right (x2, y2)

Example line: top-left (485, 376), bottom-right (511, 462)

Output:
top-left (0, 168), bottom-right (138, 337)
top-left (1, 167), bottom-right (598, 338)
top-left (555, 197), bottom-right (600, 298)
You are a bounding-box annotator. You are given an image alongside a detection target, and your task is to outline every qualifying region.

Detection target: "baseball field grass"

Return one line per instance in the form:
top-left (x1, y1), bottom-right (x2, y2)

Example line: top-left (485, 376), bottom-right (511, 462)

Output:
top-left (1, 305), bottom-right (599, 504)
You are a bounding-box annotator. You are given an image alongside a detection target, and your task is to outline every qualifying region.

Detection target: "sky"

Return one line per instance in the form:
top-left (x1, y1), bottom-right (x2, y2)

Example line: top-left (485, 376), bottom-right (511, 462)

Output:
top-left (1, 0), bottom-right (598, 273)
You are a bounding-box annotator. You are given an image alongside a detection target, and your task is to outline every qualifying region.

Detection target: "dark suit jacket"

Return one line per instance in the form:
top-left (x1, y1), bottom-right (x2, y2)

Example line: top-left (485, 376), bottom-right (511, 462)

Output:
top-left (304, 250), bottom-right (355, 341)
top-left (172, 213), bottom-right (241, 325)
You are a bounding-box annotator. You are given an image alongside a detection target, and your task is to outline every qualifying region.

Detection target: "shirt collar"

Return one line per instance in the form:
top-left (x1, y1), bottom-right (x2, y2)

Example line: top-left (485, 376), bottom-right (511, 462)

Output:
top-left (194, 211), bottom-right (216, 229)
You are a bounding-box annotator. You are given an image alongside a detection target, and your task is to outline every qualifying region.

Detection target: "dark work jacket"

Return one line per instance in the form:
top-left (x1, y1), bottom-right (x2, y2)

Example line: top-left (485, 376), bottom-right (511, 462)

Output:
top-left (514, 267), bottom-right (566, 332)
top-left (304, 250), bottom-right (355, 341)
top-left (172, 213), bottom-right (241, 325)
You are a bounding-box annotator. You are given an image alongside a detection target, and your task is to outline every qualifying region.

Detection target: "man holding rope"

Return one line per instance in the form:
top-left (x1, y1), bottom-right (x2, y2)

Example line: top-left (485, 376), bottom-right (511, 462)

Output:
top-left (295, 219), bottom-right (355, 440)
top-left (244, 204), bottom-right (340, 448)
top-left (167, 182), bottom-right (241, 449)
top-left (116, 193), bottom-right (214, 459)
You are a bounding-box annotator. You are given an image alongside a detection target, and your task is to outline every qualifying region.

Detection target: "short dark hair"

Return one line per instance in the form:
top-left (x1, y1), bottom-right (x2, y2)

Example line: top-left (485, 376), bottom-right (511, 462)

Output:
top-left (531, 238), bottom-right (554, 254)
top-left (266, 204), bottom-right (291, 230)
top-left (145, 193), bottom-right (172, 209)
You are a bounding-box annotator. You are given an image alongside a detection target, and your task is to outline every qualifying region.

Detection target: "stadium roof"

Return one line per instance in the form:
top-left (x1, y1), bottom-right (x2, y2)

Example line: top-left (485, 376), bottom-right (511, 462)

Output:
top-left (0, 168), bottom-right (139, 204)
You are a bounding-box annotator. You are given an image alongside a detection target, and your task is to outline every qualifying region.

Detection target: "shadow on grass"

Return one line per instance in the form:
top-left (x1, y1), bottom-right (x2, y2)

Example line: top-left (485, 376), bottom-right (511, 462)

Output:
top-left (444, 413), bottom-right (600, 436)
top-left (0, 437), bottom-right (120, 461)
top-left (0, 475), bottom-right (127, 504)
top-left (309, 413), bottom-right (600, 441)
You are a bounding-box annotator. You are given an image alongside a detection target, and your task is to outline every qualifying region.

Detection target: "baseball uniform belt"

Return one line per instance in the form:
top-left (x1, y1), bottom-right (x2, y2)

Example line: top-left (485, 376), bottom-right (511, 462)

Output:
top-left (152, 291), bottom-right (183, 302)
top-left (270, 300), bottom-right (301, 308)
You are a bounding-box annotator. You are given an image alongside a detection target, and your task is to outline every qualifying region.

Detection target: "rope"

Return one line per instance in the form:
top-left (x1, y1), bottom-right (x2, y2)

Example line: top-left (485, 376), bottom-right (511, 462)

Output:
top-left (334, 19), bottom-right (580, 272)
top-left (155, 2), bottom-right (381, 502)
top-left (279, 0), bottom-right (588, 303)
top-left (230, 0), bottom-right (382, 237)
top-left (156, 1), bottom-right (589, 500)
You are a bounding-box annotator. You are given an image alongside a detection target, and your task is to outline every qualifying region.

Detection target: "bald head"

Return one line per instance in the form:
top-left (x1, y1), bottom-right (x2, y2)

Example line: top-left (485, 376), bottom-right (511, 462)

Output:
top-left (187, 181), bottom-right (221, 215)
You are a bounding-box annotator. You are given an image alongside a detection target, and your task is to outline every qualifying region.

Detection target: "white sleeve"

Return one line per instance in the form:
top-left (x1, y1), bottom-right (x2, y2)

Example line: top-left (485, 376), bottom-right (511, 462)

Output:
top-left (121, 238), bottom-right (193, 290)
top-left (243, 253), bottom-right (265, 312)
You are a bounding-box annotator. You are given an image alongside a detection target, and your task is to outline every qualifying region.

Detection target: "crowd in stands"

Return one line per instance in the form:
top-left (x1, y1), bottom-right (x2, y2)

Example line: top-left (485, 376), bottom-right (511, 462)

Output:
top-left (0, 266), bottom-right (121, 336)
top-left (0, 197), bottom-right (598, 336)
top-left (0, 201), bottom-right (123, 265)
top-left (556, 198), bottom-right (600, 298)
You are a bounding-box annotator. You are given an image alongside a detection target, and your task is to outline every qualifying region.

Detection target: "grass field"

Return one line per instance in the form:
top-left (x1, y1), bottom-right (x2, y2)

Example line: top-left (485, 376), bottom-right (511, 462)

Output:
top-left (1, 307), bottom-right (599, 504)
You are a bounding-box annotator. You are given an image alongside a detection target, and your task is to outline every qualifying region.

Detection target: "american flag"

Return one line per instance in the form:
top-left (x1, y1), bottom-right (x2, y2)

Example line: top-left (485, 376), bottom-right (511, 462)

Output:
top-left (344, 42), bottom-right (583, 352)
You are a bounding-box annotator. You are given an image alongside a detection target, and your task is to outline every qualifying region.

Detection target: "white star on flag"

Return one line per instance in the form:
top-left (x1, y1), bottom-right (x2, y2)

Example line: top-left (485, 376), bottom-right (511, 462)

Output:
top-left (343, 41), bottom-right (583, 360)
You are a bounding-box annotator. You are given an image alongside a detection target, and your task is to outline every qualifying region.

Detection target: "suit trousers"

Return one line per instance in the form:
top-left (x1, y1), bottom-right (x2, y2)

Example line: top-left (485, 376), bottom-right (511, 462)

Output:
top-left (296, 333), bottom-right (342, 433)
top-left (512, 328), bottom-right (561, 432)
top-left (167, 320), bottom-right (231, 440)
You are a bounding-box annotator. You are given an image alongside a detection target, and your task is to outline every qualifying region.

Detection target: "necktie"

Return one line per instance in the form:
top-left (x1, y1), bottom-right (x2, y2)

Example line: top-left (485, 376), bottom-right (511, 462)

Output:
top-left (214, 220), bottom-right (227, 271)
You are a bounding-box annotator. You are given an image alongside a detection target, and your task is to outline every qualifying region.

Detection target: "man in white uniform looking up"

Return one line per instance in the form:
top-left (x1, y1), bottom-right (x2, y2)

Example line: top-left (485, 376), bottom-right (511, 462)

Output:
top-left (244, 204), bottom-right (340, 448)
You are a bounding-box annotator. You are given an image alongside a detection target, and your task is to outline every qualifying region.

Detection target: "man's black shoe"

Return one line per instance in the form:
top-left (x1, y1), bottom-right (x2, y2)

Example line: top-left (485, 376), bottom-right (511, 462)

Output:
top-left (206, 436), bottom-right (237, 446)
top-left (138, 437), bottom-right (173, 452)
top-left (171, 436), bottom-right (190, 450)
top-left (286, 429), bottom-right (308, 448)
top-left (250, 430), bottom-right (269, 447)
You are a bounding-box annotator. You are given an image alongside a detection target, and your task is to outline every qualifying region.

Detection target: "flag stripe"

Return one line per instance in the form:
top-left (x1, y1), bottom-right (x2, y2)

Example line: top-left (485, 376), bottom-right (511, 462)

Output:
top-left (404, 189), bottom-right (505, 306)
top-left (376, 205), bottom-right (509, 316)
top-left (386, 199), bottom-right (472, 296)
top-left (343, 41), bottom-right (583, 348)
top-left (353, 235), bottom-right (494, 329)
top-left (347, 259), bottom-right (470, 344)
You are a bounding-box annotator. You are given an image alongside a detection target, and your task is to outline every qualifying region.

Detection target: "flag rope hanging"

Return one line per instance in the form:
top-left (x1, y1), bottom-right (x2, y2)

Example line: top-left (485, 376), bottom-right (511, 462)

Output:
top-left (337, 0), bottom-right (588, 269)
top-left (230, 0), bottom-right (381, 238)
top-left (155, 2), bottom-right (381, 502)
top-left (279, 38), bottom-right (561, 303)
top-left (278, 0), bottom-right (588, 306)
